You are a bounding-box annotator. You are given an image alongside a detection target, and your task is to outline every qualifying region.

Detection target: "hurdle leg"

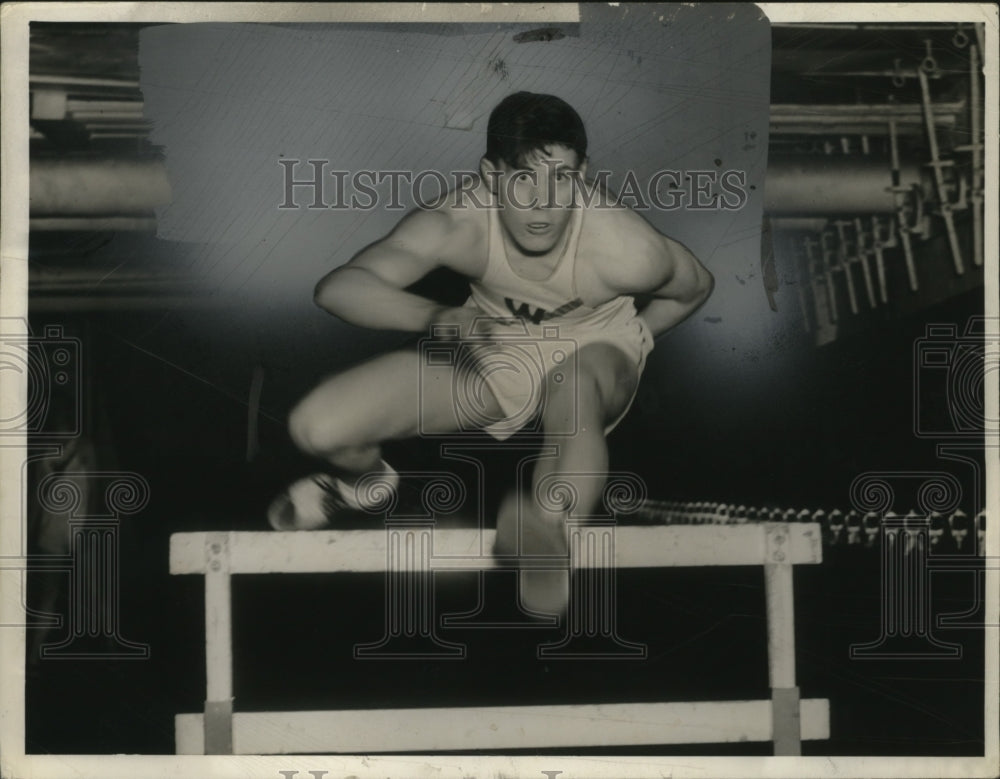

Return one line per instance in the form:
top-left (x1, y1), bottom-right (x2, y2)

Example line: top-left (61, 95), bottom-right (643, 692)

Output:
top-left (764, 523), bottom-right (800, 755)
top-left (204, 533), bottom-right (233, 754)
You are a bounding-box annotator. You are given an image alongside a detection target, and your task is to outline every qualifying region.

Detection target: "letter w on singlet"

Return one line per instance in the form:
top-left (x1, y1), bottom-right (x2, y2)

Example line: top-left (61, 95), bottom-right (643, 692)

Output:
top-left (505, 297), bottom-right (583, 324)
top-left (506, 297), bottom-right (547, 324)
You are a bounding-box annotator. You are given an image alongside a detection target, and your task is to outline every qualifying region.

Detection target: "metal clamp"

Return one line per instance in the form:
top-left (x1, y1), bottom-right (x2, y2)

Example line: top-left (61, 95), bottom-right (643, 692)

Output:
top-left (921, 39), bottom-right (939, 76)
top-left (765, 522), bottom-right (790, 565)
top-left (206, 534), bottom-right (230, 574)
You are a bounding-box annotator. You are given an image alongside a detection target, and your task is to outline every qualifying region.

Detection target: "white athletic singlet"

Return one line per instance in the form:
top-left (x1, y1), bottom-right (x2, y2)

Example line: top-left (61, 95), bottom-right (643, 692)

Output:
top-left (460, 201), bottom-right (655, 440)
top-left (468, 200), bottom-right (639, 330)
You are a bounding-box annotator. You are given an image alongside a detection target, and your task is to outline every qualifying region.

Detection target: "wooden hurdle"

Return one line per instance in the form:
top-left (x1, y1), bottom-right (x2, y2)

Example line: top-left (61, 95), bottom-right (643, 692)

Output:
top-left (170, 522), bottom-right (828, 755)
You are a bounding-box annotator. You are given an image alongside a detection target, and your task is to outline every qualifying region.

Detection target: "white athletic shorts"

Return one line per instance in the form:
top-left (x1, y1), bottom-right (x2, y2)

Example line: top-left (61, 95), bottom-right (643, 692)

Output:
top-left (458, 308), bottom-right (655, 441)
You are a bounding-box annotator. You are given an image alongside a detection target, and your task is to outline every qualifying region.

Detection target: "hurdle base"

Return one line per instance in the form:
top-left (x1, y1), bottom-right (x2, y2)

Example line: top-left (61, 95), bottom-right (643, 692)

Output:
top-left (176, 698), bottom-right (829, 754)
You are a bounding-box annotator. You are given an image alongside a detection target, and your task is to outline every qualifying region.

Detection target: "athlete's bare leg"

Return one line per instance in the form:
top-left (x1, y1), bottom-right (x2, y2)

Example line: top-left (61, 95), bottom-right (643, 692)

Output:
top-left (500, 342), bottom-right (639, 613)
top-left (291, 347), bottom-right (505, 463)
top-left (281, 338), bottom-right (637, 618)
top-left (272, 348), bottom-right (504, 527)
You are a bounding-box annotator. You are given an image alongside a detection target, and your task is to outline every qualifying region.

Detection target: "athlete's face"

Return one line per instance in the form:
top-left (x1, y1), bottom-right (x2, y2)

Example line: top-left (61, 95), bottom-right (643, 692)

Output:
top-left (481, 145), bottom-right (586, 256)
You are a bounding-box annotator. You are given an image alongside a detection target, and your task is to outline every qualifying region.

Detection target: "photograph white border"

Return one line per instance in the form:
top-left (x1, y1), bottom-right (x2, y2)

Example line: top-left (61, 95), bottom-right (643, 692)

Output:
top-left (1, 3), bottom-right (997, 778)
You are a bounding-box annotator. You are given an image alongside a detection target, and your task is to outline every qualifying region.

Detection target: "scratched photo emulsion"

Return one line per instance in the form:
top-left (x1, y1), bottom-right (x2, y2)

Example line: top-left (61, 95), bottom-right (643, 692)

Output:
top-left (7, 4), bottom-right (993, 775)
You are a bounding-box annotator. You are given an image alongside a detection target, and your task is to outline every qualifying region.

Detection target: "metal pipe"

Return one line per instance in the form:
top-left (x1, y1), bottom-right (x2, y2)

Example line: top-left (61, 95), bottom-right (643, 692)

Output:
top-left (772, 23), bottom-right (971, 31)
top-left (800, 69), bottom-right (925, 79)
top-left (852, 218), bottom-right (877, 309)
top-left (30, 158), bottom-right (171, 216)
top-left (81, 124), bottom-right (150, 136)
top-left (30, 74), bottom-right (140, 88)
top-left (792, 242), bottom-right (811, 334)
top-left (918, 69), bottom-right (964, 275)
top-left (895, 215), bottom-right (919, 292)
top-left (770, 102), bottom-right (963, 117)
top-left (66, 100), bottom-right (143, 112)
top-left (970, 44), bottom-right (983, 267)
top-left (830, 226), bottom-right (858, 315)
top-left (28, 296), bottom-right (228, 311)
top-left (889, 121), bottom-right (919, 291)
top-left (770, 122), bottom-right (940, 137)
top-left (871, 216), bottom-right (889, 305)
top-left (81, 126), bottom-right (151, 135)
top-left (769, 102), bottom-right (961, 137)
top-left (29, 268), bottom-right (193, 284)
top-left (72, 112), bottom-right (147, 122)
top-left (802, 237), bottom-right (825, 333)
top-left (815, 235), bottom-right (839, 322)
top-left (764, 156), bottom-right (924, 215)
top-left (30, 217), bottom-right (157, 231)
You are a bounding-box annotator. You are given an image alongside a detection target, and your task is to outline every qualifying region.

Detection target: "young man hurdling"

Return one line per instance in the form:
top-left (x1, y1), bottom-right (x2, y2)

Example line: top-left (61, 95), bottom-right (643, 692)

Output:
top-left (269, 92), bottom-right (714, 614)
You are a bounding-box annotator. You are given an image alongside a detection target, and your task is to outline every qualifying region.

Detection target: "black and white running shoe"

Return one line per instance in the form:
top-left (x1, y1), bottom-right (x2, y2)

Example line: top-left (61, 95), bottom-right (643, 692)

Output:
top-left (267, 473), bottom-right (351, 531)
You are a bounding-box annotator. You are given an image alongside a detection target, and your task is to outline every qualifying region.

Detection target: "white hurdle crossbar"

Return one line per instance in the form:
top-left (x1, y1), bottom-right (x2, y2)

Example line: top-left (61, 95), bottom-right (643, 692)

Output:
top-left (170, 522), bottom-right (828, 755)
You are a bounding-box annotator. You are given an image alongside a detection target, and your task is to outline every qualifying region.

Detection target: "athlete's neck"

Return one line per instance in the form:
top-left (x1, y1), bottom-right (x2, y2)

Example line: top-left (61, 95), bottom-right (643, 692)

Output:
top-left (500, 216), bottom-right (574, 274)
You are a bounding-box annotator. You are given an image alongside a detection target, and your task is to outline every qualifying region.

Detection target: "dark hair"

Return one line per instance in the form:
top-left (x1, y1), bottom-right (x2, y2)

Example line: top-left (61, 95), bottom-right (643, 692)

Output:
top-left (485, 92), bottom-right (587, 168)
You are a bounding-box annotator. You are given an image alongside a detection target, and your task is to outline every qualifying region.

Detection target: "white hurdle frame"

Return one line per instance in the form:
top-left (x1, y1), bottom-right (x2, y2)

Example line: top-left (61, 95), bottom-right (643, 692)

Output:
top-left (170, 522), bottom-right (828, 755)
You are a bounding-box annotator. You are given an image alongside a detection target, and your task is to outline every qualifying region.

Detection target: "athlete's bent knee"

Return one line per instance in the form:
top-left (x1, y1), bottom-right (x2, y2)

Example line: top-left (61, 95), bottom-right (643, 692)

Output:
top-left (550, 365), bottom-right (602, 409)
top-left (576, 344), bottom-right (636, 419)
top-left (288, 399), bottom-right (340, 456)
top-left (287, 402), bottom-right (315, 454)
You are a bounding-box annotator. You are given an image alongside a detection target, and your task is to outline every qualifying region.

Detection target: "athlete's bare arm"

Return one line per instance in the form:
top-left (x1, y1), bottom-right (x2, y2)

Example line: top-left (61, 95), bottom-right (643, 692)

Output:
top-left (594, 208), bottom-right (714, 337)
top-left (638, 234), bottom-right (714, 337)
top-left (314, 206), bottom-right (485, 333)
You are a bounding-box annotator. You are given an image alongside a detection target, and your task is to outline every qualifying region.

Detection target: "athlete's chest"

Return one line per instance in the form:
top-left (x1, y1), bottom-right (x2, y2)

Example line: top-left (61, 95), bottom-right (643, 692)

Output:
top-left (498, 248), bottom-right (615, 308)
top-left (460, 206), bottom-right (622, 307)
top-left (501, 246), bottom-right (560, 281)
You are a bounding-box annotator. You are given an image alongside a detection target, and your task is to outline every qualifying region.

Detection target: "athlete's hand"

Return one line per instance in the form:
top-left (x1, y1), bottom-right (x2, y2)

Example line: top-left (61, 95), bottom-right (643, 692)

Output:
top-left (429, 306), bottom-right (503, 342)
top-left (428, 306), bottom-right (477, 339)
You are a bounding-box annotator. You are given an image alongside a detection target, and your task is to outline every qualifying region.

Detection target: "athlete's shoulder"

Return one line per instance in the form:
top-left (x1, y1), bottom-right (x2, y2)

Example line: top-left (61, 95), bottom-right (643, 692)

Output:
top-left (413, 180), bottom-right (490, 240)
top-left (418, 176), bottom-right (493, 217)
top-left (581, 203), bottom-right (671, 280)
top-left (377, 182), bottom-right (491, 278)
top-left (583, 199), bottom-right (664, 243)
